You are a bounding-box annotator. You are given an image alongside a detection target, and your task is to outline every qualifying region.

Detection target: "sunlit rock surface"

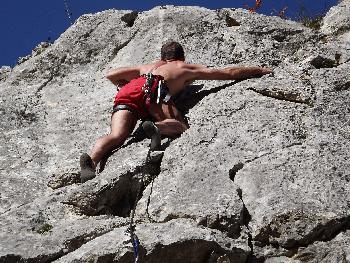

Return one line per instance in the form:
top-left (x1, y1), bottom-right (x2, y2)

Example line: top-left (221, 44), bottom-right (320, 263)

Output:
top-left (0, 3), bottom-right (349, 262)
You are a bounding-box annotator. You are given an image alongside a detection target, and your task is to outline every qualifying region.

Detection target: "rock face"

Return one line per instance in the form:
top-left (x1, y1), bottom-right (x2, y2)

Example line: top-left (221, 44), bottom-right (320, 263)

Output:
top-left (1, 3), bottom-right (349, 263)
top-left (321, 0), bottom-right (350, 36)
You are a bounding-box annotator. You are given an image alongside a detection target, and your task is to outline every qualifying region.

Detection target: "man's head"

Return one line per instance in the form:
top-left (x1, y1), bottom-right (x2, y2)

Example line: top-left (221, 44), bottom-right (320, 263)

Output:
top-left (161, 41), bottom-right (185, 61)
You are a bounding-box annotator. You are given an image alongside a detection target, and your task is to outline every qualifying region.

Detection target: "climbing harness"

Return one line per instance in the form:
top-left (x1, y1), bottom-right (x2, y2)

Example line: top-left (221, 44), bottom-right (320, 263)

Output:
top-left (141, 73), bottom-right (172, 105)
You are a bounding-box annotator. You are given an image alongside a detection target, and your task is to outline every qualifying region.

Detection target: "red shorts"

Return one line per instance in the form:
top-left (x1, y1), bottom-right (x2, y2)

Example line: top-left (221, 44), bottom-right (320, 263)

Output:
top-left (114, 74), bottom-right (173, 120)
top-left (113, 76), bottom-right (148, 119)
top-left (115, 74), bottom-right (170, 119)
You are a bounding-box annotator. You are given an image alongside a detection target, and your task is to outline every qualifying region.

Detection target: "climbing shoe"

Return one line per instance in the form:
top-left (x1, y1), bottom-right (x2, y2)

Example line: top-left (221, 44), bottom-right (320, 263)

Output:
top-left (80, 153), bottom-right (96, 183)
top-left (142, 121), bottom-right (161, 151)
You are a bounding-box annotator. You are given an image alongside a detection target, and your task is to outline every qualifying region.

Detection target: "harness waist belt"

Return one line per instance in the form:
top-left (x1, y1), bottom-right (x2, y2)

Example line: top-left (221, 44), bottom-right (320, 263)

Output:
top-left (112, 104), bottom-right (137, 115)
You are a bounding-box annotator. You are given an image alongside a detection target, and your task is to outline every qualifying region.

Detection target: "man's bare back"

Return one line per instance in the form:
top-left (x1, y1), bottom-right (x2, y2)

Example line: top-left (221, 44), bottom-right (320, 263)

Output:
top-left (140, 61), bottom-right (192, 94)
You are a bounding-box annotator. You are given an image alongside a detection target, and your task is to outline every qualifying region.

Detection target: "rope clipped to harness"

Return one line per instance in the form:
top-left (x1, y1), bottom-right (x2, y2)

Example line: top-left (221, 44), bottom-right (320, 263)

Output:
top-left (126, 148), bottom-right (151, 263)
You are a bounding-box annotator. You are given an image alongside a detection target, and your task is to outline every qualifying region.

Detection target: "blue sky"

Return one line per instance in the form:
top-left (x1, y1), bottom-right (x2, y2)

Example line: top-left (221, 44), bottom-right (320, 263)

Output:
top-left (1, 0), bottom-right (338, 67)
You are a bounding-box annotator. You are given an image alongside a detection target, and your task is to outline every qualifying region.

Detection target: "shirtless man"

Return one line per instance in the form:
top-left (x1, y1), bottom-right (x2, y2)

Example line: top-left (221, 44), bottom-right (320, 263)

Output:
top-left (80, 41), bottom-right (272, 182)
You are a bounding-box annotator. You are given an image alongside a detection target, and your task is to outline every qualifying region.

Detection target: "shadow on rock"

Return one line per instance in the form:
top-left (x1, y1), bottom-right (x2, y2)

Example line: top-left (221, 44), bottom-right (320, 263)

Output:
top-left (174, 81), bottom-right (239, 115)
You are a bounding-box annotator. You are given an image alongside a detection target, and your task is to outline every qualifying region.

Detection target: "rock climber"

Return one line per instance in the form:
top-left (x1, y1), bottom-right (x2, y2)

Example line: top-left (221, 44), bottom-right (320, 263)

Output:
top-left (80, 41), bottom-right (272, 182)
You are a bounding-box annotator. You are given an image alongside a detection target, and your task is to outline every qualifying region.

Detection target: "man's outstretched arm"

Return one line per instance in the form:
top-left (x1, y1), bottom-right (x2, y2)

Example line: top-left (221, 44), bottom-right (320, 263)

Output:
top-left (188, 64), bottom-right (272, 81)
top-left (106, 66), bottom-right (142, 86)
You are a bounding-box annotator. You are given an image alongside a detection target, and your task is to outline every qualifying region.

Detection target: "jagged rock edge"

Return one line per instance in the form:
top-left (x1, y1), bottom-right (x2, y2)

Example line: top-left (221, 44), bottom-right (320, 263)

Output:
top-left (0, 251), bottom-right (62, 263)
top-left (0, 223), bottom-right (127, 263)
top-left (247, 87), bottom-right (313, 105)
top-left (132, 239), bottom-right (249, 263)
top-left (62, 151), bottom-right (163, 217)
top-left (253, 215), bottom-right (350, 261)
top-left (59, 237), bottom-right (249, 263)
top-left (59, 225), bottom-right (129, 260)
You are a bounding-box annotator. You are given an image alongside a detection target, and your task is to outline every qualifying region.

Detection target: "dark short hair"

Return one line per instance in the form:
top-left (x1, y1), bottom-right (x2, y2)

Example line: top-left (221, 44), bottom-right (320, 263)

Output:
top-left (161, 41), bottom-right (185, 61)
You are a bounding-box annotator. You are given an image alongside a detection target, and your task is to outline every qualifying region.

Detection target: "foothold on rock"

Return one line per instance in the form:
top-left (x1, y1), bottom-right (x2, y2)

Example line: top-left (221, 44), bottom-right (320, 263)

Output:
top-left (310, 55), bottom-right (338, 69)
top-left (121, 11), bottom-right (138, 27)
top-left (36, 223), bottom-right (53, 234)
top-left (48, 170), bottom-right (80, 189)
top-left (13, 108), bottom-right (38, 125)
top-left (225, 15), bottom-right (240, 27)
top-left (272, 34), bottom-right (286, 42)
top-left (334, 81), bottom-right (350, 91)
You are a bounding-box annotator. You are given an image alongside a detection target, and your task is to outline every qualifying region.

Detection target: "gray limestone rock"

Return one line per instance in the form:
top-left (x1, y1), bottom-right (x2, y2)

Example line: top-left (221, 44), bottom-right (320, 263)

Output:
top-left (1, 2), bottom-right (349, 262)
top-left (0, 195), bottom-right (127, 262)
top-left (321, 0), bottom-right (350, 36)
top-left (54, 219), bottom-right (250, 263)
top-left (293, 230), bottom-right (350, 263)
top-left (0, 66), bottom-right (12, 81)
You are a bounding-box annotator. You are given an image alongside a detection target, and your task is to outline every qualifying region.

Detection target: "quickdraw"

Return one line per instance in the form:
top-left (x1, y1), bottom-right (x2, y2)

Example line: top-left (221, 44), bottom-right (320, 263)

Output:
top-left (141, 73), bottom-right (171, 105)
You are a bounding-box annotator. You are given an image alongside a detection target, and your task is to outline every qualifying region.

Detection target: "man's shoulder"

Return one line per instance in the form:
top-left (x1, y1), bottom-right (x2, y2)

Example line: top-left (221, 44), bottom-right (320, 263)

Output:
top-left (140, 62), bottom-right (158, 69)
top-left (181, 63), bottom-right (206, 70)
top-left (139, 62), bottom-right (162, 74)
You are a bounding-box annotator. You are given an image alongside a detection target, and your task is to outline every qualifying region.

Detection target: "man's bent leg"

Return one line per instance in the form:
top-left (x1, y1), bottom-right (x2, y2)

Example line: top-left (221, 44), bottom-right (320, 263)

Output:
top-left (90, 110), bottom-right (137, 168)
top-left (148, 102), bottom-right (188, 137)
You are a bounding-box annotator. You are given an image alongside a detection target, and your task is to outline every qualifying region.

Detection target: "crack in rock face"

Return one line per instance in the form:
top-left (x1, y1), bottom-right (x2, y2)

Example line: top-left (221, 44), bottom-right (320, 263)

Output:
top-left (229, 163), bottom-right (244, 182)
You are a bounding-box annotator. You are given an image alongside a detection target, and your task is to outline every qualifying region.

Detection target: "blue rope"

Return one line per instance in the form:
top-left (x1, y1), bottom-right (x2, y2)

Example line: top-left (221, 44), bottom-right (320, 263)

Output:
top-left (131, 233), bottom-right (140, 261)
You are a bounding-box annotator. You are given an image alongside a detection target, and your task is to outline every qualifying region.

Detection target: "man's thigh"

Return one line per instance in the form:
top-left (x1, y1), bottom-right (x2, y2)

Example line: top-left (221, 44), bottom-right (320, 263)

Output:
top-left (110, 110), bottom-right (138, 137)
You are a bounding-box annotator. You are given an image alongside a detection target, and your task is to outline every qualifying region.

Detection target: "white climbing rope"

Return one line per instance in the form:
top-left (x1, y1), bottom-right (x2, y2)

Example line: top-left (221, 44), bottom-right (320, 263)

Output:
top-left (63, 0), bottom-right (73, 25)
